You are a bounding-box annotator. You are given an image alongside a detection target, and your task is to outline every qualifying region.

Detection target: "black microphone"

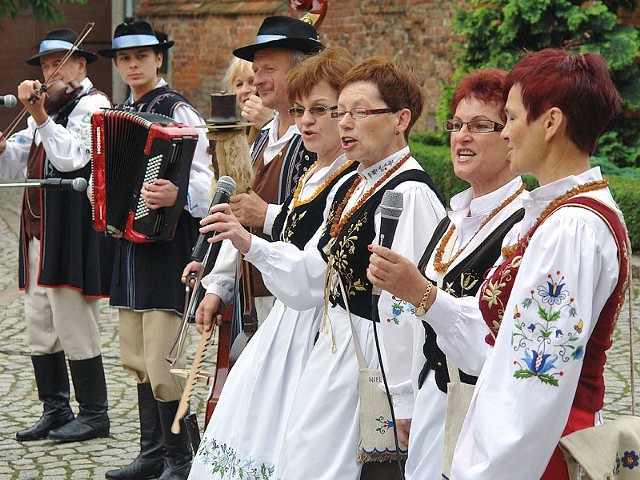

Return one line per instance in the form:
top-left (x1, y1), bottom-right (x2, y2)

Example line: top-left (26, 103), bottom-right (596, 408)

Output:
top-left (26, 177), bottom-right (88, 191)
top-left (372, 190), bottom-right (404, 304)
top-left (190, 175), bottom-right (237, 262)
top-left (0, 94), bottom-right (17, 108)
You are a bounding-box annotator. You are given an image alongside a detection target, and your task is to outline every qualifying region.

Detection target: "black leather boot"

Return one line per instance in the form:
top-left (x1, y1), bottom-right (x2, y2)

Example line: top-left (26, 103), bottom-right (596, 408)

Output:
top-left (49, 355), bottom-right (110, 442)
top-left (157, 401), bottom-right (192, 480)
top-left (105, 383), bottom-right (165, 480)
top-left (16, 351), bottom-right (74, 441)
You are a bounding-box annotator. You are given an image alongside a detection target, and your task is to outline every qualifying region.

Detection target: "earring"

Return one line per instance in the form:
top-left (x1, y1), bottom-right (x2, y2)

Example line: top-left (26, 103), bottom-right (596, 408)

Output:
top-left (395, 130), bottom-right (400, 136)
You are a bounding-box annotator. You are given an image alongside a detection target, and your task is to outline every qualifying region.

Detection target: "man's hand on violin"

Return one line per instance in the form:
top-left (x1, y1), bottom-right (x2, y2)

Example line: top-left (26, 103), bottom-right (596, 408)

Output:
top-left (18, 80), bottom-right (48, 126)
top-left (141, 178), bottom-right (178, 209)
top-left (195, 293), bottom-right (224, 333)
top-left (229, 190), bottom-right (268, 229)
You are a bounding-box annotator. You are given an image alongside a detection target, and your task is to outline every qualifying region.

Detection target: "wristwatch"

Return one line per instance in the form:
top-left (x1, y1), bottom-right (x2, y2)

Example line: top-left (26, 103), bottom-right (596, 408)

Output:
top-left (415, 282), bottom-right (433, 317)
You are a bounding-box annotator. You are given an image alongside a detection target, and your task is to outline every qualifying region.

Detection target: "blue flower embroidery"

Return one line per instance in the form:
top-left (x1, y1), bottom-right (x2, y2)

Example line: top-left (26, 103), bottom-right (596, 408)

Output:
top-left (511, 271), bottom-right (585, 387)
top-left (196, 436), bottom-right (275, 479)
top-left (622, 451), bottom-right (639, 469)
top-left (387, 296), bottom-right (408, 325)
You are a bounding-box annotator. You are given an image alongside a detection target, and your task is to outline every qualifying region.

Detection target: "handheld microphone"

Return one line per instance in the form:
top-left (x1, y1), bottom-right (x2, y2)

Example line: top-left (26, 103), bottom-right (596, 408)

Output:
top-left (372, 190), bottom-right (404, 303)
top-left (26, 177), bottom-right (88, 191)
top-left (191, 175), bottom-right (236, 262)
top-left (0, 94), bottom-right (17, 108)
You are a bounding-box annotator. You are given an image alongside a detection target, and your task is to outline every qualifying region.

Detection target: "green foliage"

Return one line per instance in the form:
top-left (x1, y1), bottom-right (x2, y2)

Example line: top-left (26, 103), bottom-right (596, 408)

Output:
top-left (447, 0), bottom-right (640, 169)
top-left (0, 0), bottom-right (86, 22)
top-left (411, 141), bottom-right (640, 250)
top-left (608, 176), bottom-right (640, 251)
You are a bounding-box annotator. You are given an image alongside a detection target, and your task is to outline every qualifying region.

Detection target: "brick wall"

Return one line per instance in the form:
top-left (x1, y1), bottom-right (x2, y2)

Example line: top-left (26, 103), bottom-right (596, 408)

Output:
top-left (138, 0), bottom-right (467, 131)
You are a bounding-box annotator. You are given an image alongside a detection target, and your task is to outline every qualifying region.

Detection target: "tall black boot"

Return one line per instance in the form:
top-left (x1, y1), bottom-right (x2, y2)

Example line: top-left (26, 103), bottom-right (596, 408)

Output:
top-left (16, 351), bottom-right (74, 441)
top-left (105, 383), bottom-right (165, 480)
top-left (49, 355), bottom-right (110, 442)
top-left (157, 401), bottom-right (192, 480)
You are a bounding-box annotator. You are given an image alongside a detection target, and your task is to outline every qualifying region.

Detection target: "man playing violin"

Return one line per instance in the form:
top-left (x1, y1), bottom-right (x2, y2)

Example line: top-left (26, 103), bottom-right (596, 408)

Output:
top-left (0, 28), bottom-right (114, 443)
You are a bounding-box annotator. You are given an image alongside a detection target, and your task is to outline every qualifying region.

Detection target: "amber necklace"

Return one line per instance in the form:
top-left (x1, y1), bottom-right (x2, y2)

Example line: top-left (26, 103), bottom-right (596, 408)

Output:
top-left (330, 152), bottom-right (411, 238)
top-left (292, 159), bottom-right (355, 208)
top-left (433, 183), bottom-right (526, 272)
top-left (501, 178), bottom-right (609, 258)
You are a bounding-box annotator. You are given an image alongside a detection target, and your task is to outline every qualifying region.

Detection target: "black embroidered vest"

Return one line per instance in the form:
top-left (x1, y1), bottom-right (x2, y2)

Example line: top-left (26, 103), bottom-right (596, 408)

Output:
top-left (318, 169), bottom-right (442, 320)
top-left (272, 162), bottom-right (358, 249)
top-left (417, 209), bottom-right (525, 392)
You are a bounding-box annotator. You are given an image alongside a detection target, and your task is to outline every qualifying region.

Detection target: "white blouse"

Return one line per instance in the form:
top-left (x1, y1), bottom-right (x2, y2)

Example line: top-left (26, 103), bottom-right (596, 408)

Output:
top-left (451, 167), bottom-right (622, 479)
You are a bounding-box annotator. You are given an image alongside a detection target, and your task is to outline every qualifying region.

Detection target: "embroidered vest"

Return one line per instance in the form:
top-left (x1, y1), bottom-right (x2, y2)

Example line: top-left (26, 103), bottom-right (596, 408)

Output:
top-left (272, 162), bottom-right (358, 249)
top-left (479, 196), bottom-right (630, 413)
top-left (319, 169), bottom-right (441, 320)
top-left (417, 209), bottom-right (525, 392)
top-left (126, 85), bottom-right (195, 118)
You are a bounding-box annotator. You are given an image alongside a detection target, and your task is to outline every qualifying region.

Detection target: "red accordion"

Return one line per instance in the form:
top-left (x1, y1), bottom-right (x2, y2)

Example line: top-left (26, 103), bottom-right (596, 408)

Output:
top-left (91, 109), bottom-right (198, 242)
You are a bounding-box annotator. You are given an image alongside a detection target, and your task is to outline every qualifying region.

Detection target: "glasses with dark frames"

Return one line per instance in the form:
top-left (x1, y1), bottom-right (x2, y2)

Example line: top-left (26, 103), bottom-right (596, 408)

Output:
top-left (444, 119), bottom-right (505, 133)
top-left (330, 107), bottom-right (394, 120)
top-left (288, 105), bottom-right (336, 118)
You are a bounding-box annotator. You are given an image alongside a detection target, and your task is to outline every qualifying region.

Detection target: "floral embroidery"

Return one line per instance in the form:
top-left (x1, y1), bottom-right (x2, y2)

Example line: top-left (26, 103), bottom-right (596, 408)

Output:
top-left (481, 255), bottom-right (520, 338)
top-left (622, 450), bottom-right (639, 469)
top-left (374, 415), bottom-right (395, 435)
top-left (196, 437), bottom-right (274, 480)
top-left (460, 271), bottom-right (479, 295)
top-left (330, 215), bottom-right (367, 298)
top-left (511, 271), bottom-right (585, 386)
top-left (387, 295), bottom-right (408, 325)
top-left (282, 210), bottom-right (305, 244)
top-left (365, 159), bottom-right (395, 179)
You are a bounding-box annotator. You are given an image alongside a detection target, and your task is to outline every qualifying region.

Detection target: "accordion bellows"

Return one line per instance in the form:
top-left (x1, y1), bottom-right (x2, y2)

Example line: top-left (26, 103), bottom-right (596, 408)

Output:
top-left (91, 109), bottom-right (197, 242)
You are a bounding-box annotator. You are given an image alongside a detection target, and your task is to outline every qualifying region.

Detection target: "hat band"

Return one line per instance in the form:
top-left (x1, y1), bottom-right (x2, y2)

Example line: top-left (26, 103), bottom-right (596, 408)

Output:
top-left (112, 34), bottom-right (159, 50)
top-left (39, 39), bottom-right (77, 54)
top-left (254, 34), bottom-right (288, 44)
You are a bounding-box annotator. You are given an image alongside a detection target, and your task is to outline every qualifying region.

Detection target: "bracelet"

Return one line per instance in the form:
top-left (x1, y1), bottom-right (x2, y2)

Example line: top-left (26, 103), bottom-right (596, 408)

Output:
top-left (414, 281), bottom-right (433, 317)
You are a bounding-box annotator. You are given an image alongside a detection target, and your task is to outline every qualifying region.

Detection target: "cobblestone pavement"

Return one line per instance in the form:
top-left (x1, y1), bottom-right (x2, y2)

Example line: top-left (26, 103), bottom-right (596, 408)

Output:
top-left (0, 185), bottom-right (638, 479)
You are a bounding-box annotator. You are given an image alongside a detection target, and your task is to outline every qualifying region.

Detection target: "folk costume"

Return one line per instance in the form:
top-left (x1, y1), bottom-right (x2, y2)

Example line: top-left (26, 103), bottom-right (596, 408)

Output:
top-left (189, 156), bottom-right (357, 480)
top-left (99, 21), bottom-right (213, 480)
top-left (450, 168), bottom-right (629, 479)
top-left (403, 177), bottom-right (526, 480)
top-left (0, 28), bottom-right (114, 443)
top-left (241, 147), bottom-right (446, 479)
top-left (201, 113), bottom-right (315, 323)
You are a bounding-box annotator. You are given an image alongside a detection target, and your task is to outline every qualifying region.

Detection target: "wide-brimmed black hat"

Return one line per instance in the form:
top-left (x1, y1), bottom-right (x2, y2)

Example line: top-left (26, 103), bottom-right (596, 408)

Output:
top-left (97, 21), bottom-right (174, 58)
top-left (27, 28), bottom-right (98, 66)
top-left (233, 16), bottom-right (322, 62)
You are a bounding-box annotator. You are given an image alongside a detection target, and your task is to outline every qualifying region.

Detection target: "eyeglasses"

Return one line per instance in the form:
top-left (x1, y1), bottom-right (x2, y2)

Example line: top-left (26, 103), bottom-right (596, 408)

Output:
top-left (444, 119), bottom-right (505, 133)
top-left (330, 108), bottom-right (393, 120)
top-left (287, 105), bottom-right (336, 118)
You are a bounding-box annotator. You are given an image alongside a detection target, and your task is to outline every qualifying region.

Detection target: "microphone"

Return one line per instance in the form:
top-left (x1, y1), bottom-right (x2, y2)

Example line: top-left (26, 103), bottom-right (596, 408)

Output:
top-left (0, 94), bottom-right (17, 108)
top-left (372, 190), bottom-right (404, 303)
top-left (190, 175), bottom-right (237, 262)
top-left (26, 177), bottom-right (88, 191)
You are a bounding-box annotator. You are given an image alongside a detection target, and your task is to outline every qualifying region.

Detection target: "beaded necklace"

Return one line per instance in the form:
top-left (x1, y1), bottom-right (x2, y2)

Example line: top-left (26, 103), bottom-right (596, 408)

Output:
top-left (329, 152), bottom-right (412, 238)
top-left (292, 159), bottom-right (356, 208)
top-left (501, 178), bottom-right (609, 258)
top-left (433, 183), bottom-right (526, 272)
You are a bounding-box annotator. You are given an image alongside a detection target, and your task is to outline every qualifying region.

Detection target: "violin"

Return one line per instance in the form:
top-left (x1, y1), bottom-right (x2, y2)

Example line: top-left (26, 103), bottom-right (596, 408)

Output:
top-left (289, 0), bottom-right (328, 28)
top-left (31, 79), bottom-right (83, 115)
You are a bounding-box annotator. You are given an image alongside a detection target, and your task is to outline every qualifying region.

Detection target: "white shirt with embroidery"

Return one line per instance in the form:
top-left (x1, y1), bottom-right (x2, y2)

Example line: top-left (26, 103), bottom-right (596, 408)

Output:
top-left (451, 167), bottom-right (621, 480)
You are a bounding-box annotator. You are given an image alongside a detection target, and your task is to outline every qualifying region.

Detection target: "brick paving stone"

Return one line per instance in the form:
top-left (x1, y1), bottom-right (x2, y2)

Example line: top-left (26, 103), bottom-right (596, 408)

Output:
top-left (0, 183), bottom-right (638, 479)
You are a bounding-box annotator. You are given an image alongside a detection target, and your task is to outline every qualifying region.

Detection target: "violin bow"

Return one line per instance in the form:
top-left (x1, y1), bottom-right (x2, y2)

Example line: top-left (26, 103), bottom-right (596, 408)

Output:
top-left (1, 21), bottom-right (95, 140)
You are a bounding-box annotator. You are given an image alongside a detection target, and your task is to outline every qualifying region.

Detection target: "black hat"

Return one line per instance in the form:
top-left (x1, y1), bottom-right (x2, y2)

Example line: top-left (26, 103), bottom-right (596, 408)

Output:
top-left (27, 28), bottom-right (98, 66)
top-left (97, 21), bottom-right (174, 58)
top-left (233, 16), bottom-right (322, 62)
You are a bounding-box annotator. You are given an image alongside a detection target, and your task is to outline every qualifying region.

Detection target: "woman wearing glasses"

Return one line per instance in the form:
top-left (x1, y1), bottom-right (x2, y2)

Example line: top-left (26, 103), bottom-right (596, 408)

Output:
top-left (188, 47), bottom-right (357, 480)
top-left (369, 50), bottom-right (629, 479)
top-left (366, 68), bottom-right (526, 479)
top-left (242, 57), bottom-right (446, 480)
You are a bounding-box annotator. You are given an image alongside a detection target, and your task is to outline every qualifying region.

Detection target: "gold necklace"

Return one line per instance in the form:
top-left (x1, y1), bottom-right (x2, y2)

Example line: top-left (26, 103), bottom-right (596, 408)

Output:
top-left (292, 159), bottom-right (355, 208)
top-left (433, 183), bottom-right (526, 272)
top-left (330, 152), bottom-right (411, 238)
top-left (501, 179), bottom-right (609, 258)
